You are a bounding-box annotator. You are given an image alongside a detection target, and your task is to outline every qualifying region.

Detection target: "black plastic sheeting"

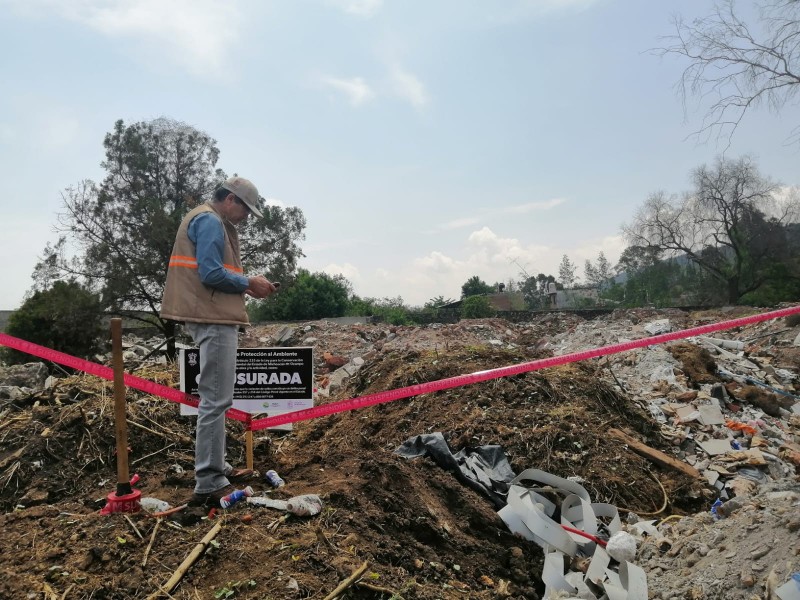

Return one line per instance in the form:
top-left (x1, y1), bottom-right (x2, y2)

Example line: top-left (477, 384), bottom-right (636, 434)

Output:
top-left (395, 432), bottom-right (516, 509)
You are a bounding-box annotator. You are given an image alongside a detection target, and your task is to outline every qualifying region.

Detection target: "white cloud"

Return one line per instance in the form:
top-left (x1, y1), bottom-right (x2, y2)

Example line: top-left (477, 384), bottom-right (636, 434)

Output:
top-left (429, 198), bottom-right (564, 233)
top-left (4, 0), bottom-right (243, 79)
top-left (501, 198), bottom-right (566, 214)
top-left (327, 0), bottom-right (383, 17)
top-left (389, 67), bottom-right (429, 109)
top-left (321, 76), bottom-right (376, 107)
top-left (334, 226), bottom-right (626, 306)
top-left (322, 262), bottom-right (362, 282)
top-left (487, 0), bottom-right (602, 23)
top-left (415, 251), bottom-right (458, 273)
top-left (439, 217), bottom-right (481, 231)
top-left (263, 197), bottom-right (285, 208)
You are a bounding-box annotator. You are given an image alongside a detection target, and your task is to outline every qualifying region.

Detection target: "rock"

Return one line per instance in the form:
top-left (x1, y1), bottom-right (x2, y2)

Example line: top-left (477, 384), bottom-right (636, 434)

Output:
top-left (740, 571), bottom-right (755, 587)
top-left (644, 319), bottom-right (671, 335)
top-left (323, 352), bottom-right (347, 369)
top-left (20, 487), bottom-right (49, 506)
top-left (0, 386), bottom-right (29, 401)
top-left (0, 362), bottom-right (48, 389)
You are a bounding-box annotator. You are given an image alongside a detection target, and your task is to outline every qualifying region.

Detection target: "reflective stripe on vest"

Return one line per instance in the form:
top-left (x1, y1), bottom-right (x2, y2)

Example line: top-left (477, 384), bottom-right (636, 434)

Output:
top-left (168, 255), bottom-right (243, 274)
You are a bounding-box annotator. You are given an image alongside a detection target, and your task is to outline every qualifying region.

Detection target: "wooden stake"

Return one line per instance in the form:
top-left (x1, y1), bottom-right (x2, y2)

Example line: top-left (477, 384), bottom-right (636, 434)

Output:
top-left (322, 561), bottom-right (369, 600)
top-left (146, 522), bottom-right (223, 599)
top-left (608, 428), bottom-right (701, 479)
top-left (111, 318), bottom-right (131, 495)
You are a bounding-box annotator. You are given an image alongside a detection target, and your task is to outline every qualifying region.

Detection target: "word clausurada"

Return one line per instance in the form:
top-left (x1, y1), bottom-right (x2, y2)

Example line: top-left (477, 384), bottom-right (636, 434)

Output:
top-left (236, 372), bottom-right (303, 385)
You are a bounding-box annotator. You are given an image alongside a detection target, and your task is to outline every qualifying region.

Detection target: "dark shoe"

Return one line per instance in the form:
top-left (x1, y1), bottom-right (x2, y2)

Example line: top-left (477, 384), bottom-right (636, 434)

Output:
top-left (226, 468), bottom-right (257, 484)
top-left (188, 484), bottom-right (236, 508)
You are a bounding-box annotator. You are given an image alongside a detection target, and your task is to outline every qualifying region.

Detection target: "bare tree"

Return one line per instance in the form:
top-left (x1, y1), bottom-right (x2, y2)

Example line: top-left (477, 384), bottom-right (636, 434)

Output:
top-left (658, 0), bottom-right (800, 145)
top-left (623, 156), bottom-right (799, 302)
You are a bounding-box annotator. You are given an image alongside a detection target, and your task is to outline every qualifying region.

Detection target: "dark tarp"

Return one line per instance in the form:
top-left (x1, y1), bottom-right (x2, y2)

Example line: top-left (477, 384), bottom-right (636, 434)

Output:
top-left (395, 432), bottom-right (516, 509)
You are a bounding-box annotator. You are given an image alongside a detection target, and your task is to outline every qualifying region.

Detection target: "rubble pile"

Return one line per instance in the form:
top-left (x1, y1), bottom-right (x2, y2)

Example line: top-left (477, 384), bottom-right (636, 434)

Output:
top-left (0, 307), bottom-right (797, 599)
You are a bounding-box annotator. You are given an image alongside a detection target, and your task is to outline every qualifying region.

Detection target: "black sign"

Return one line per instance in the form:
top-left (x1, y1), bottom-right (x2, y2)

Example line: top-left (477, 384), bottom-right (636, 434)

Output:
top-left (181, 347), bottom-right (314, 403)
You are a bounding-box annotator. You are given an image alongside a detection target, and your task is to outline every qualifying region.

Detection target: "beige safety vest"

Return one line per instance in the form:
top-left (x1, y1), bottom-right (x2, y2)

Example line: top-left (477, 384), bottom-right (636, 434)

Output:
top-left (160, 202), bottom-right (250, 326)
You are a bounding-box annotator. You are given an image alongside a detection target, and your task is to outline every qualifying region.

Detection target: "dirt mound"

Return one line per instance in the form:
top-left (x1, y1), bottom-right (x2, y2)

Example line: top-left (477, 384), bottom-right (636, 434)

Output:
top-left (3, 307), bottom-right (799, 599)
top-left (0, 339), bottom-right (711, 599)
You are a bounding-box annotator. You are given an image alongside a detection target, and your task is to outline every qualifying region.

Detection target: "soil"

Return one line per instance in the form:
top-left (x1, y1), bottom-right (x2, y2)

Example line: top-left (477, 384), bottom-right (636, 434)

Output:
top-left (0, 310), bottom-right (797, 600)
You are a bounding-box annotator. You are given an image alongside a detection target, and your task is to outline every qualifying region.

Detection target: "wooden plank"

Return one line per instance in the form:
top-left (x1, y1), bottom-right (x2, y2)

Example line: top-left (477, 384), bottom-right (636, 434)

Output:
top-left (608, 428), bottom-right (701, 479)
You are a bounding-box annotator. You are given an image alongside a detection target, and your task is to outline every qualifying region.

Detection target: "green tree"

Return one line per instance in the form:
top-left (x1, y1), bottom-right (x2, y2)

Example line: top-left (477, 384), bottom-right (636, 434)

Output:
top-left (34, 118), bottom-right (306, 358)
top-left (4, 280), bottom-right (103, 365)
top-left (584, 260), bottom-right (599, 287)
top-left (250, 269), bottom-right (350, 321)
top-left (461, 295), bottom-right (493, 318)
top-left (461, 276), bottom-right (494, 298)
top-left (596, 252), bottom-right (612, 283)
top-left (558, 255), bottom-right (577, 288)
top-left (424, 296), bottom-right (455, 309)
top-left (346, 295), bottom-right (410, 325)
top-left (585, 252), bottom-right (613, 289)
top-left (623, 156), bottom-right (798, 303)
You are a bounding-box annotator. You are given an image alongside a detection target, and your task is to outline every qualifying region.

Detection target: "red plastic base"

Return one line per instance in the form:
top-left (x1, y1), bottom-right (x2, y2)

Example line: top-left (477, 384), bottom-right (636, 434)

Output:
top-left (99, 489), bottom-right (142, 515)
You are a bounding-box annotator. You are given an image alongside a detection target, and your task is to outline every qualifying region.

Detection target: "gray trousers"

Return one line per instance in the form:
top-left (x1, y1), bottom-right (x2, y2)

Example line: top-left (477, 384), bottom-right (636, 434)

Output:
top-left (185, 322), bottom-right (238, 494)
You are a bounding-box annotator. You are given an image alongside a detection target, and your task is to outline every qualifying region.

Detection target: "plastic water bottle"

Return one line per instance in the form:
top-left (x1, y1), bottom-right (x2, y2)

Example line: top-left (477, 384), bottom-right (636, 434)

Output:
top-left (265, 470), bottom-right (286, 488)
top-left (140, 497), bottom-right (171, 513)
top-left (219, 486), bottom-right (254, 509)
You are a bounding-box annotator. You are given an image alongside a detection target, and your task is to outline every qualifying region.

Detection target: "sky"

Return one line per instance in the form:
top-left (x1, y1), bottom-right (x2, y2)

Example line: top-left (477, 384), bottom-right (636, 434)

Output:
top-left (1, 0), bottom-right (799, 309)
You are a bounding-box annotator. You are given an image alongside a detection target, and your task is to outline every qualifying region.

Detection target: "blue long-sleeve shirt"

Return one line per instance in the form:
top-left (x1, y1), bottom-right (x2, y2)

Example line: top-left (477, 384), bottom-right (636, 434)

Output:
top-left (187, 212), bottom-right (249, 293)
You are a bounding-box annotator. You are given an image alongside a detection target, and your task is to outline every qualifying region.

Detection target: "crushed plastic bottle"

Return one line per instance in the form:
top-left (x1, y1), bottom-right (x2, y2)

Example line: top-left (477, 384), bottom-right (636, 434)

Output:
top-left (265, 470), bottom-right (286, 488)
top-left (219, 486), bottom-right (254, 509)
top-left (287, 494), bottom-right (323, 517)
top-left (710, 498), bottom-right (723, 520)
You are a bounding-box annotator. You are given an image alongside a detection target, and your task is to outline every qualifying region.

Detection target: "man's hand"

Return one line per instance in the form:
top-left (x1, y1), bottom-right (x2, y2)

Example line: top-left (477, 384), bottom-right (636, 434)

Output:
top-left (245, 275), bottom-right (278, 299)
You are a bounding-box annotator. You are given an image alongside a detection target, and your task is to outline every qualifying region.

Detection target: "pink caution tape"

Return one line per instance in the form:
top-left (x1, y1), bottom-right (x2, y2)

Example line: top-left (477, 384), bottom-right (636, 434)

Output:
top-left (249, 304), bottom-right (800, 430)
top-left (2, 305), bottom-right (799, 431)
top-left (0, 333), bottom-right (250, 422)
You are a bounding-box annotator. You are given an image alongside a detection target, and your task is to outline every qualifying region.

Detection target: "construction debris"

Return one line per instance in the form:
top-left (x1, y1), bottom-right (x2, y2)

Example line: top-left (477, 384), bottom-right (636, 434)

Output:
top-left (0, 307), bottom-right (798, 598)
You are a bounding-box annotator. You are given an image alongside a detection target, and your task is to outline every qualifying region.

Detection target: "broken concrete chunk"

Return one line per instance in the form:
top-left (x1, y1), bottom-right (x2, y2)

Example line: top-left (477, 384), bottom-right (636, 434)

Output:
top-left (0, 362), bottom-right (48, 390)
top-left (697, 404), bottom-right (725, 426)
top-left (699, 439), bottom-right (734, 456)
top-left (644, 319), bottom-right (671, 335)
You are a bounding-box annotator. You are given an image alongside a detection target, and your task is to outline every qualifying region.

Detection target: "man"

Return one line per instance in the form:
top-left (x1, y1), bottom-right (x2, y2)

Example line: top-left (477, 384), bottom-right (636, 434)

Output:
top-left (161, 176), bottom-right (277, 507)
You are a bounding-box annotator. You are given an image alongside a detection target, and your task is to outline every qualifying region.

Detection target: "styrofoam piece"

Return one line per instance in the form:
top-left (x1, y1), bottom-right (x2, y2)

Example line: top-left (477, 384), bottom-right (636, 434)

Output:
top-left (606, 531), bottom-right (637, 563)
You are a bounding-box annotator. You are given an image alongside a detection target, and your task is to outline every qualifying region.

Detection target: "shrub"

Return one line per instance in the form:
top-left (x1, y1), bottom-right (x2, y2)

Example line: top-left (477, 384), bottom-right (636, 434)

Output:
top-left (461, 296), bottom-right (493, 319)
top-left (4, 280), bottom-right (104, 364)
